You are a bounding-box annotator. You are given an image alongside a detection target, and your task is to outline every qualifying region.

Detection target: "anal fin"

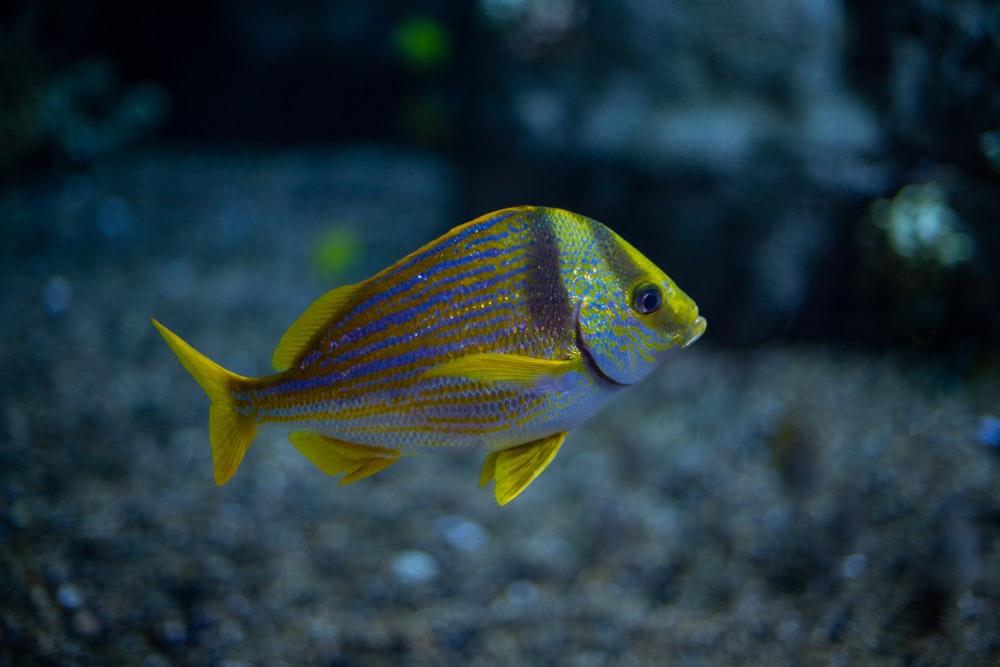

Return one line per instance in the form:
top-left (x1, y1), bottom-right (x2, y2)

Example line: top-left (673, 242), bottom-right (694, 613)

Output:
top-left (288, 431), bottom-right (399, 485)
top-left (480, 432), bottom-right (567, 505)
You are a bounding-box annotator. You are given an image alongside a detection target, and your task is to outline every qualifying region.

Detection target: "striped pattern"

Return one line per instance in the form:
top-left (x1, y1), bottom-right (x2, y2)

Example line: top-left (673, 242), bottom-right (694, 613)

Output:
top-left (234, 208), bottom-right (587, 451)
top-left (231, 206), bottom-right (698, 453)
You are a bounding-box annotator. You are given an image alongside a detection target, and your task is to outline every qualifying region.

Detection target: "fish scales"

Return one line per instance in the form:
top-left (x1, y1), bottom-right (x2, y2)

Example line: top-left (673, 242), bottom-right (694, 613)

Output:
top-left (252, 210), bottom-right (575, 436)
top-left (152, 206), bottom-right (706, 504)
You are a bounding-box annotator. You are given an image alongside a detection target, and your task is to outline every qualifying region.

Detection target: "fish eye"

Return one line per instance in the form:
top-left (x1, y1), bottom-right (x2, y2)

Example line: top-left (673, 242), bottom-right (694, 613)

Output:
top-left (631, 283), bottom-right (663, 315)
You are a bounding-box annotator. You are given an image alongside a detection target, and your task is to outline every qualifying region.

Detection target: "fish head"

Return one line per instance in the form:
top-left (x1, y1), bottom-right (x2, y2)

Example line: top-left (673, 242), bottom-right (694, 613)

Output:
top-left (574, 223), bottom-right (705, 386)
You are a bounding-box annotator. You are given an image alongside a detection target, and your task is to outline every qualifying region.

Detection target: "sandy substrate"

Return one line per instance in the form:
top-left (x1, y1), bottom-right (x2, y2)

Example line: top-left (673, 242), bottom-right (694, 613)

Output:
top-left (2, 149), bottom-right (998, 666)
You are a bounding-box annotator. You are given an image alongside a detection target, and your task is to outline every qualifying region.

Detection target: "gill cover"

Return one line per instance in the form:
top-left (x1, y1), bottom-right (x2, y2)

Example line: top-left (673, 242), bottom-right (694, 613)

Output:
top-left (574, 224), bottom-right (702, 385)
top-left (577, 288), bottom-right (657, 385)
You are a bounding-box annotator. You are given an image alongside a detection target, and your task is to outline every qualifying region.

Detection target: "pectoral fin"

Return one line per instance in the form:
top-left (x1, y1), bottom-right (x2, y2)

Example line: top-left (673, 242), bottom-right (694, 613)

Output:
top-left (480, 432), bottom-right (567, 505)
top-left (423, 353), bottom-right (578, 386)
top-left (288, 431), bottom-right (399, 484)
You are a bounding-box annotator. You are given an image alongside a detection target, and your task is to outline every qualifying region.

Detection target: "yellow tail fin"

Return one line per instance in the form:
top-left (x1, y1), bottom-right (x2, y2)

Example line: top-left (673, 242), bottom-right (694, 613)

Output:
top-left (151, 318), bottom-right (258, 485)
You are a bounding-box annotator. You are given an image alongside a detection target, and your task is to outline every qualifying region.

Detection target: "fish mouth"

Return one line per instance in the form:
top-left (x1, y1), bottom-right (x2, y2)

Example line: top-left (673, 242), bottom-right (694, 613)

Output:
top-left (681, 316), bottom-right (707, 348)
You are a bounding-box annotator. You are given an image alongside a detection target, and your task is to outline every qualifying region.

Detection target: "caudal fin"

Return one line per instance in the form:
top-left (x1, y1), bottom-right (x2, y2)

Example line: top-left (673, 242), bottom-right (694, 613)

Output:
top-left (151, 318), bottom-right (258, 485)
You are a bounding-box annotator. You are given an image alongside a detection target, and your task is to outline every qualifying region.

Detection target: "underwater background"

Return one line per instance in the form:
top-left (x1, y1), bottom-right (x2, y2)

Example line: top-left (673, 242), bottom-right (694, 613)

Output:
top-left (2, 1), bottom-right (1000, 665)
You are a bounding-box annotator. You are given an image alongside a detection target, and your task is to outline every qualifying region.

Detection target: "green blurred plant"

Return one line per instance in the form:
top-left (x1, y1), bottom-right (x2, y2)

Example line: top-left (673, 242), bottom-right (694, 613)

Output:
top-left (0, 50), bottom-right (170, 172)
top-left (858, 181), bottom-right (982, 345)
top-left (393, 15), bottom-right (452, 75)
top-left (311, 225), bottom-right (363, 281)
top-left (868, 183), bottom-right (974, 269)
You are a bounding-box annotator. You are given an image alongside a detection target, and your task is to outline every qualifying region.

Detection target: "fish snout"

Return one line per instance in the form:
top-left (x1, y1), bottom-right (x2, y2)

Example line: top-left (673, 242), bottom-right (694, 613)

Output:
top-left (681, 316), bottom-right (707, 348)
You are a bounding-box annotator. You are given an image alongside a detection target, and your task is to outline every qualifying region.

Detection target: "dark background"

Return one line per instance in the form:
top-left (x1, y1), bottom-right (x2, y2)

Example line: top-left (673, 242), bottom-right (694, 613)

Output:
top-left (3, 2), bottom-right (1000, 666)
top-left (4, 0), bottom-right (999, 353)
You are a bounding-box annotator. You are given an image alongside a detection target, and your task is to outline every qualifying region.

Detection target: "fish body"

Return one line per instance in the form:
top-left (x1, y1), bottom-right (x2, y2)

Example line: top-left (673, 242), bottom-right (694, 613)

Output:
top-left (153, 206), bottom-right (705, 504)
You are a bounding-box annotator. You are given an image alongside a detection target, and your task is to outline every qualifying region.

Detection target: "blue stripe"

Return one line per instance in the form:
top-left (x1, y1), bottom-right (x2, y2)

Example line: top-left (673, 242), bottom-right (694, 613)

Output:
top-left (336, 240), bottom-right (528, 330)
top-left (311, 258), bottom-right (529, 370)
top-left (368, 212), bottom-right (511, 298)
top-left (255, 373), bottom-right (341, 399)
top-left (334, 292), bottom-right (518, 368)
top-left (298, 240), bottom-right (528, 369)
top-left (315, 309), bottom-right (516, 390)
top-left (270, 316), bottom-right (521, 421)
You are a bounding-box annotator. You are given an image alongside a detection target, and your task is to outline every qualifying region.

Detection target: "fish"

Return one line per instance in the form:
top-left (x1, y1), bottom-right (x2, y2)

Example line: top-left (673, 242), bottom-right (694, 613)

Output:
top-left (152, 206), bottom-right (706, 505)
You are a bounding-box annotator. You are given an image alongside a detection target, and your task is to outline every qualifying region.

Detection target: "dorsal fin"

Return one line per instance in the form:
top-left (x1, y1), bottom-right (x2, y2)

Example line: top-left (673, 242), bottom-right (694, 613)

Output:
top-left (272, 281), bottom-right (365, 370)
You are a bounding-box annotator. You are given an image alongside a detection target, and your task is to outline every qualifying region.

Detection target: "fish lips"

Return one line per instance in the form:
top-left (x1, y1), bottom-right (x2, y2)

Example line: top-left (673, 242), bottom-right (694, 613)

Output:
top-left (681, 316), bottom-right (707, 348)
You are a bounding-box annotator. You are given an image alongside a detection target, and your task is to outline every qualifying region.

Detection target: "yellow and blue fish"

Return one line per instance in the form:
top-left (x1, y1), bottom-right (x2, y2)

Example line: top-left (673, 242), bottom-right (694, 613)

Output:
top-left (153, 206), bottom-right (706, 504)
